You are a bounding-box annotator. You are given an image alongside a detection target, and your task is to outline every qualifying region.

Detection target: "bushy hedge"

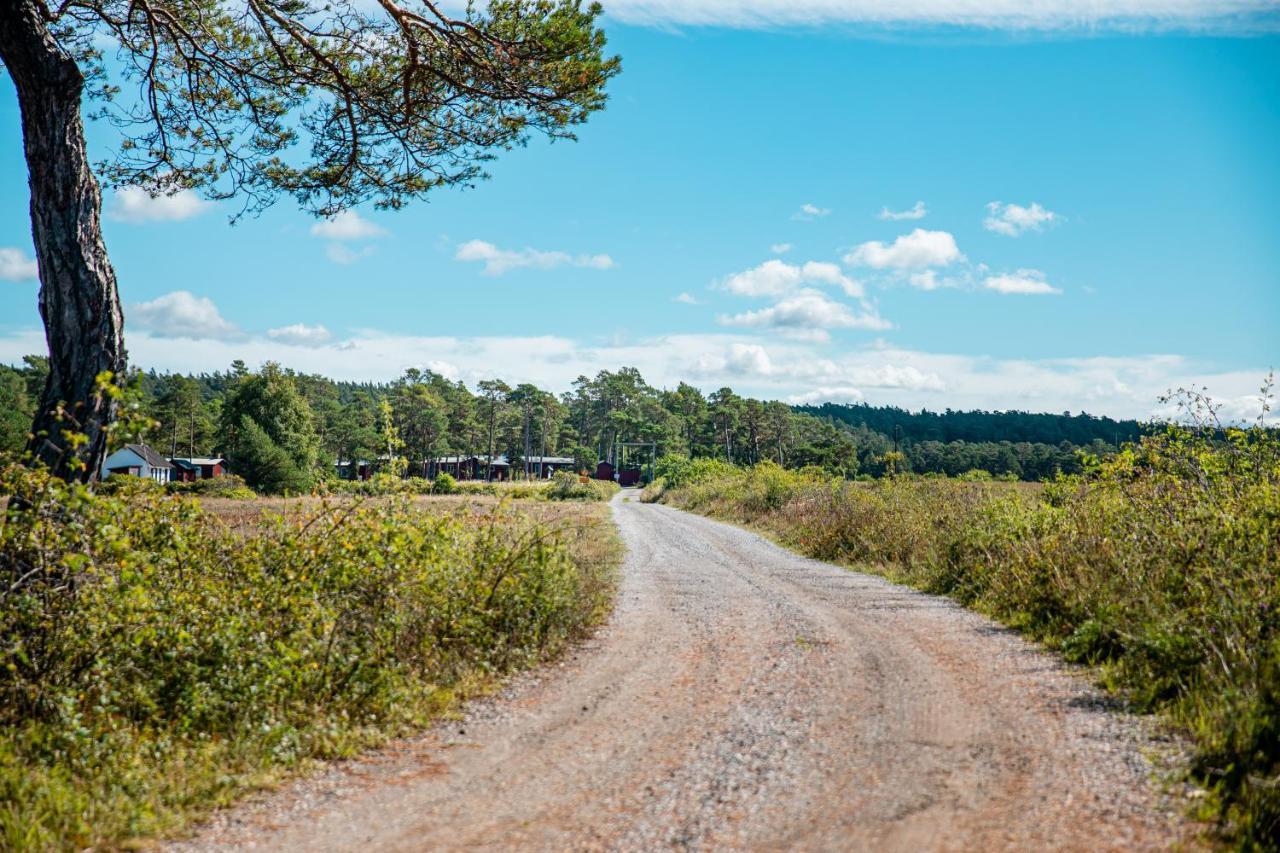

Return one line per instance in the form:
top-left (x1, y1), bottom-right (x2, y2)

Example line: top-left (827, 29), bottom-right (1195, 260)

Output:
top-left (653, 422), bottom-right (1280, 845)
top-left (165, 473), bottom-right (257, 500)
top-left (544, 471), bottom-right (620, 502)
top-left (0, 465), bottom-right (617, 848)
top-left (326, 472), bottom-right (619, 502)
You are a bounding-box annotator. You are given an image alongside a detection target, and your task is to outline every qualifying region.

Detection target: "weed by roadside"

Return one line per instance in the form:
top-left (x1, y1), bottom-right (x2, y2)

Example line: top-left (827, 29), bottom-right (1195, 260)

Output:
top-left (0, 464), bottom-right (618, 849)
top-left (652, 391), bottom-right (1280, 846)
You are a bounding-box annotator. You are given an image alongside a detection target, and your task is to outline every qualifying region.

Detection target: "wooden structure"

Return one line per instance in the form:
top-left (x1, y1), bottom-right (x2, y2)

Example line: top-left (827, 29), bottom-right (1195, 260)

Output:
top-left (100, 444), bottom-right (173, 483)
top-left (525, 455), bottom-right (577, 478)
top-left (425, 455), bottom-right (511, 481)
top-left (169, 456), bottom-right (228, 482)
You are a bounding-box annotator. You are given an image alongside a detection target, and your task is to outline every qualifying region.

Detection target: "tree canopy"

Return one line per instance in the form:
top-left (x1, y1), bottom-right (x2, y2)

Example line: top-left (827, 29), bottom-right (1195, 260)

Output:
top-left (0, 357), bottom-right (1150, 488)
top-left (0, 0), bottom-right (618, 482)
top-left (47, 0), bottom-right (620, 217)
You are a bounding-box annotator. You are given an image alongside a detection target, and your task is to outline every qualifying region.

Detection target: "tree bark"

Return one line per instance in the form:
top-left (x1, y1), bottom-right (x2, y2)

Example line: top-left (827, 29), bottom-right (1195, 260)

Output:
top-left (0, 0), bottom-right (127, 482)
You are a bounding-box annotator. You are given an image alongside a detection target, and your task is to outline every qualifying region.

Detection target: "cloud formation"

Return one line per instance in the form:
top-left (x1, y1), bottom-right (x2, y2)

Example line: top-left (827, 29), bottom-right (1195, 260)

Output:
top-left (792, 203), bottom-right (831, 221)
top-left (984, 268), bottom-right (1062, 295)
top-left (984, 201), bottom-right (1059, 237)
top-left (108, 186), bottom-right (211, 223)
top-left (597, 0), bottom-right (1279, 30)
top-left (719, 288), bottom-right (890, 341)
top-left (267, 323), bottom-right (333, 347)
top-left (129, 291), bottom-right (243, 340)
top-left (845, 228), bottom-right (964, 270)
top-left (770, 242), bottom-right (793, 254)
top-left (878, 201), bottom-right (927, 221)
top-left (673, 292), bottom-right (700, 304)
top-left (0, 323), bottom-right (1264, 421)
top-left (0, 248), bottom-right (38, 282)
top-left (455, 239), bottom-right (614, 276)
top-left (720, 259), bottom-right (862, 298)
top-left (310, 211), bottom-right (388, 241)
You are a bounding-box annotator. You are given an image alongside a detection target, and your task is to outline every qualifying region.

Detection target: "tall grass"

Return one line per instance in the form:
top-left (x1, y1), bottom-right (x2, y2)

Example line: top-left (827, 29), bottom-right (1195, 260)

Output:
top-left (0, 464), bottom-right (618, 849)
top-left (648, 400), bottom-right (1280, 846)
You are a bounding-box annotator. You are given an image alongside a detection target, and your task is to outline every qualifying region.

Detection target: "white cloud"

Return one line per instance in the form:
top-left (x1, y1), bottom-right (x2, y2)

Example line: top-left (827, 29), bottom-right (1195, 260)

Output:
top-left (789, 386), bottom-right (865, 405)
top-left (129, 291), bottom-right (243, 340)
top-left (325, 244), bottom-right (375, 265)
top-left (792, 203), bottom-right (831, 221)
top-left (726, 343), bottom-right (774, 375)
top-left (455, 239), bottom-right (614, 276)
top-left (720, 258), bottom-right (863, 298)
top-left (108, 186), bottom-right (211, 223)
top-left (845, 228), bottom-right (965, 270)
top-left (267, 323), bottom-right (333, 347)
top-left (0, 324), bottom-right (1266, 422)
top-left (310, 210), bottom-right (388, 241)
top-left (674, 292), bottom-right (700, 304)
top-left (983, 201), bottom-right (1059, 237)
top-left (879, 201), bottom-right (927, 221)
top-left (719, 288), bottom-right (890, 340)
top-left (597, 1), bottom-right (1279, 30)
top-left (770, 243), bottom-right (793, 254)
top-left (907, 270), bottom-right (949, 290)
top-left (0, 248), bottom-right (38, 282)
top-left (984, 268), bottom-right (1062, 295)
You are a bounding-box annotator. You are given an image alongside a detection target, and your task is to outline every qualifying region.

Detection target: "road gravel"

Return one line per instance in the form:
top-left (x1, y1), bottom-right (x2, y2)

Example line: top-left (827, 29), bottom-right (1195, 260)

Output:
top-left (176, 490), bottom-right (1194, 851)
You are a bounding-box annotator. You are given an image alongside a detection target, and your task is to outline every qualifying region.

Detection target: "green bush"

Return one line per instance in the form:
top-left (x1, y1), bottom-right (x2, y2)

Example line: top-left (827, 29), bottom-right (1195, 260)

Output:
top-left (93, 472), bottom-right (167, 497)
top-left (432, 471), bottom-right (458, 494)
top-left (639, 476), bottom-right (667, 503)
top-left (654, 411), bottom-right (1280, 845)
top-left (652, 454), bottom-right (736, 489)
top-left (544, 471), bottom-right (619, 502)
top-left (165, 473), bottom-right (256, 500)
top-left (0, 463), bottom-right (616, 848)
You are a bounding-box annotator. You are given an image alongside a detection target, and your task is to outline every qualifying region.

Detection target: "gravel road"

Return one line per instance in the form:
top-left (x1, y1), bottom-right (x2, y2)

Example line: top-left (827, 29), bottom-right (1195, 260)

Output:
top-left (178, 490), bottom-right (1193, 851)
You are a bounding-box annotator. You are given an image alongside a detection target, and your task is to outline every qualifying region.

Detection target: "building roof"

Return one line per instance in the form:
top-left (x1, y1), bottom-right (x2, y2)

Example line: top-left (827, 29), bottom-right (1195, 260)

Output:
top-left (526, 456), bottom-right (576, 465)
top-left (428, 454), bottom-right (510, 466)
top-left (125, 444), bottom-right (172, 468)
top-left (171, 457), bottom-right (225, 466)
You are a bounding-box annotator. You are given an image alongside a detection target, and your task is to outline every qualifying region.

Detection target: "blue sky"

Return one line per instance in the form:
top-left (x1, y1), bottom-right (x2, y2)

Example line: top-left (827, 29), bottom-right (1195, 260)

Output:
top-left (1, 2), bottom-right (1277, 418)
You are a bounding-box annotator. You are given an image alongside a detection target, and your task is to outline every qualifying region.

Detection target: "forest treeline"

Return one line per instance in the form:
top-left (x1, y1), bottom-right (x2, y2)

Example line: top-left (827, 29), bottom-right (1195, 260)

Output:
top-left (0, 356), bottom-right (1145, 491)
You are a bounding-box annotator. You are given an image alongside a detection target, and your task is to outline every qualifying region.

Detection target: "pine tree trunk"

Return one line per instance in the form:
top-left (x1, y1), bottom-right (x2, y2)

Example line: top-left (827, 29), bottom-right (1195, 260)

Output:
top-left (0, 0), bottom-right (127, 483)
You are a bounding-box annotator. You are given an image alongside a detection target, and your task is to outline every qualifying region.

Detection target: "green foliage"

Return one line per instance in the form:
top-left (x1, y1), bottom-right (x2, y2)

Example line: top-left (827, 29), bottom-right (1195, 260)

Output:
top-left (217, 363), bottom-right (319, 493)
top-left (432, 472), bottom-right (458, 495)
top-left (10, 354), bottom-right (1107, 487)
top-left (655, 403), bottom-right (1280, 845)
top-left (652, 454), bottom-right (736, 489)
top-left (544, 471), bottom-right (619, 502)
top-left (229, 417), bottom-right (312, 495)
top-left (0, 367), bottom-right (34, 457)
top-left (165, 473), bottom-right (256, 500)
top-left (0, 463), bottom-right (616, 848)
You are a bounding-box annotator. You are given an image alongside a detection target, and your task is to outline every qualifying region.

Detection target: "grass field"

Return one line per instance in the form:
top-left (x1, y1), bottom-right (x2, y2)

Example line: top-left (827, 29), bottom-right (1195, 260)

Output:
top-left (0, 473), bottom-right (620, 850)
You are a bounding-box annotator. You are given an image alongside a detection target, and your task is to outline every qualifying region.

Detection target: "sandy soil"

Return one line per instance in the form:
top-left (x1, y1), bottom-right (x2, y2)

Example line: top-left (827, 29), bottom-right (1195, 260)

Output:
top-left (174, 490), bottom-right (1195, 851)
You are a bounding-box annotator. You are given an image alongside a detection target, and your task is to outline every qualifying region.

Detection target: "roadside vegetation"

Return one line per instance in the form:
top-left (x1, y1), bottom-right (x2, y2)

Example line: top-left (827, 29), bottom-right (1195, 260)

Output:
top-left (644, 389), bottom-right (1279, 846)
top-left (0, 463), bottom-right (618, 849)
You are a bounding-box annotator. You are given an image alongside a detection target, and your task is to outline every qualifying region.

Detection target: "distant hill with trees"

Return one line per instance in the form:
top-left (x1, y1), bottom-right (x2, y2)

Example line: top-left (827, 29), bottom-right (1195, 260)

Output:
top-left (796, 402), bottom-right (1146, 447)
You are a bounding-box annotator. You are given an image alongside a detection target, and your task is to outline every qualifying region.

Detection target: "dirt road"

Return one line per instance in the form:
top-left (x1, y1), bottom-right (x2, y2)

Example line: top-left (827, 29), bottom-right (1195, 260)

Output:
top-left (180, 490), bottom-right (1191, 851)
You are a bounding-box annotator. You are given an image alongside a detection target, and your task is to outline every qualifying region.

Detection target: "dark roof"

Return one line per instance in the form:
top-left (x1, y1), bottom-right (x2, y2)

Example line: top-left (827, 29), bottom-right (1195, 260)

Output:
top-left (126, 443), bottom-right (172, 469)
top-left (429, 455), bottom-right (509, 466)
